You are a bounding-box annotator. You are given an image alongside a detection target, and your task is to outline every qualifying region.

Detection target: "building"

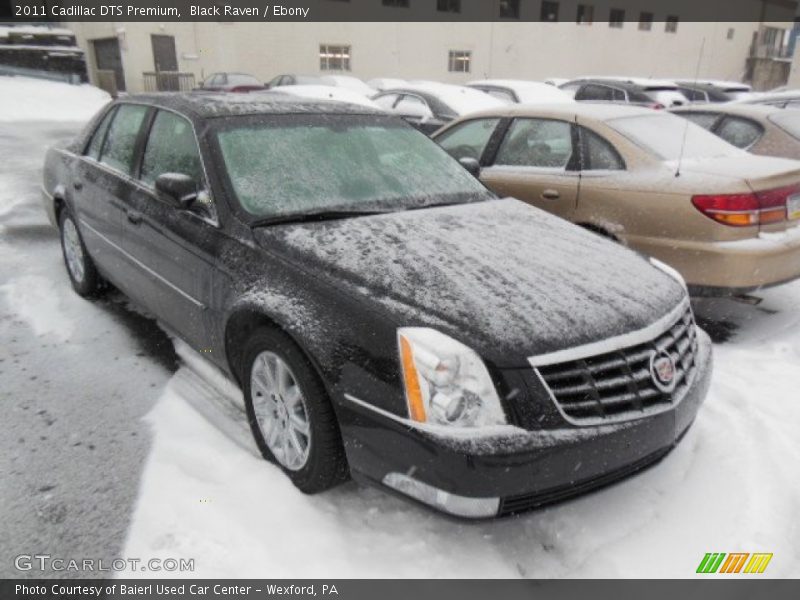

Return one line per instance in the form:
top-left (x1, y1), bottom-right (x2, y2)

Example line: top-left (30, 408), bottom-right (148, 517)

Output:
top-left (62, 1), bottom-right (798, 95)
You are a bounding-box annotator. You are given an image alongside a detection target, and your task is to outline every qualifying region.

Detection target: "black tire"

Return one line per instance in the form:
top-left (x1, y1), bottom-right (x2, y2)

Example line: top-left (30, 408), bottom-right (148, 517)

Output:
top-left (241, 327), bottom-right (348, 493)
top-left (58, 208), bottom-right (103, 297)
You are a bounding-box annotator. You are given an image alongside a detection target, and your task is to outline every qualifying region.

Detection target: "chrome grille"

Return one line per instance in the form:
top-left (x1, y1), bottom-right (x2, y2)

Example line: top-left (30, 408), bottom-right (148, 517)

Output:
top-left (535, 304), bottom-right (698, 424)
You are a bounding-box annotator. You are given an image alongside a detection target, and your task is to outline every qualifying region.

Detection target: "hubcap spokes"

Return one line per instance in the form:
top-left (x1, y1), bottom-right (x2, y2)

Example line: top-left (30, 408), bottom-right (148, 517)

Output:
top-left (62, 219), bottom-right (85, 283)
top-left (250, 351), bottom-right (311, 471)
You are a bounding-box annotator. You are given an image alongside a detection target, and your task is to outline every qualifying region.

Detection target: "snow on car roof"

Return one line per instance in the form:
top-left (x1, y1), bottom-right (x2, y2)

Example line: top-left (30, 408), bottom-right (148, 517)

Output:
top-left (467, 79), bottom-right (574, 104)
top-left (462, 101), bottom-right (656, 122)
top-left (573, 76), bottom-right (680, 89)
top-left (386, 82), bottom-right (506, 114)
top-left (117, 91), bottom-right (386, 119)
top-left (272, 85), bottom-right (382, 110)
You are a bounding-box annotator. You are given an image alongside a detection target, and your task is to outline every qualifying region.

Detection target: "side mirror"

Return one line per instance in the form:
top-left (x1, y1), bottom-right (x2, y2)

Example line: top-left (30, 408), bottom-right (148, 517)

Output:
top-left (458, 157), bottom-right (481, 178)
top-left (155, 173), bottom-right (198, 209)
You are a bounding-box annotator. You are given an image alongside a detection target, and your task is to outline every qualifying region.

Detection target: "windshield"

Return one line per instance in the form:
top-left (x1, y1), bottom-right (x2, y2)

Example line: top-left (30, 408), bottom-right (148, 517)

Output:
top-left (769, 110), bottom-right (800, 140)
top-left (214, 115), bottom-right (489, 220)
top-left (608, 113), bottom-right (742, 160)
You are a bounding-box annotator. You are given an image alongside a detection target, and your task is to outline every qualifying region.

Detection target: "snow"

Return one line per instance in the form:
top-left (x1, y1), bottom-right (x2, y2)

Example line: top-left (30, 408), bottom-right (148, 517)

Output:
top-left (400, 82), bottom-right (507, 115)
top-left (469, 80), bottom-right (575, 105)
top-left (273, 84), bottom-right (383, 109)
top-left (319, 75), bottom-right (376, 97)
top-left (0, 76), bottom-right (110, 122)
top-left (366, 77), bottom-right (407, 91)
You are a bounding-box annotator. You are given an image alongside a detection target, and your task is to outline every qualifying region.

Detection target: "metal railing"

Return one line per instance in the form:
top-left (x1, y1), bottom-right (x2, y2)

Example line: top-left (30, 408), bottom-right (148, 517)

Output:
top-left (143, 71), bottom-right (196, 92)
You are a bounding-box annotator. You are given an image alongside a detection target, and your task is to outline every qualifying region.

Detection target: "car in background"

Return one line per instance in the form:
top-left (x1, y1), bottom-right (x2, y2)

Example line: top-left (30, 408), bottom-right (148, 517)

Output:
top-left (672, 103), bottom-right (800, 159)
top-left (560, 77), bottom-right (688, 108)
top-left (367, 77), bottom-right (407, 91)
top-left (272, 84), bottom-right (382, 109)
top-left (432, 103), bottom-right (800, 295)
top-left (739, 90), bottom-right (800, 109)
top-left (266, 74), bottom-right (324, 88)
top-left (373, 82), bottom-right (505, 135)
top-left (544, 78), bottom-right (569, 87)
top-left (41, 92), bottom-right (712, 518)
top-left (320, 75), bottom-right (376, 96)
top-left (674, 80), bottom-right (753, 103)
top-left (196, 72), bottom-right (266, 93)
top-left (467, 79), bottom-right (574, 105)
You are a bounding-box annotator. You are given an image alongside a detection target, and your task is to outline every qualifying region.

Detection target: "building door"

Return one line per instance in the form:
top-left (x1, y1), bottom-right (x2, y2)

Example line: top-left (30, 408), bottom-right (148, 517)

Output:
top-left (92, 37), bottom-right (125, 94)
top-left (151, 34), bottom-right (178, 91)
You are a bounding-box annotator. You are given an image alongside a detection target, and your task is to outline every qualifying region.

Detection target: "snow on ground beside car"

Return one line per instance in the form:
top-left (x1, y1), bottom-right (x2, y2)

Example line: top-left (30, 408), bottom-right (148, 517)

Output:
top-left (120, 282), bottom-right (800, 578)
top-left (0, 75), bottom-right (110, 122)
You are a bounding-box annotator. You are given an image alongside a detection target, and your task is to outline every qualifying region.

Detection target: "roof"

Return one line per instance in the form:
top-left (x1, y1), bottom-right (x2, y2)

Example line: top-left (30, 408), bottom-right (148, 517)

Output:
top-left (672, 102), bottom-right (783, 120)
top-left (112, 91), bottom-right (385, 119)
top-left (457, 101), bottom-right (656, 122)
top-left (565, 76), bottom-right (679, 90)
top-left (469, 79), bottom-right (549, 90)
top-left (674, 79), bottom-right (751, 91)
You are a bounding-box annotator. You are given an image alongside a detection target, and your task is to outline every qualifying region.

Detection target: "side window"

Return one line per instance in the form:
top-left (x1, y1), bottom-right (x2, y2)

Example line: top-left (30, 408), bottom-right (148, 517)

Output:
top-left (577, 84), bottom-right (613, 101)
top-left (85, 107), bottom-right (117, 160)
top-left (99, 104), bottom-right (148, 175)
top-left (436, 118), bottom-right (501, 161)
top-left (140, 110), bottom-right (204, 187)
top-left (679, 112), bottom-right (719, 131)
top-left (485, 88), bottom-right (515, 103)
top-left (716, 117), bottom-right (763, 149)
top-left (611, 87), bottom-right (626, 102)
top-left (495, 118), bottom-right (573, 168)
top-left (395, 95), bottom-right (434, 119)
top-left (580, 127), bottom-right (624, 170)
top-left (373, 93), bottom-right (400, 110)
top-left (679, 87), bottom-right (706, 102)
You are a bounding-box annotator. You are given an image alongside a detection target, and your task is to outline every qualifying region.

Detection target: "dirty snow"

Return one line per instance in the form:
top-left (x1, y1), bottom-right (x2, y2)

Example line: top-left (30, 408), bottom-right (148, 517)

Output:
top-left (0, 75), bottom-right (110, 122)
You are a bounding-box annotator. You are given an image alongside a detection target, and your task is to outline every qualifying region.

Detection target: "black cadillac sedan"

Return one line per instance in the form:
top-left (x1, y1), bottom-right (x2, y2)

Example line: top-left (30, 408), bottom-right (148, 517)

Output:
top-left (42, 93), bottom-right (712, 518)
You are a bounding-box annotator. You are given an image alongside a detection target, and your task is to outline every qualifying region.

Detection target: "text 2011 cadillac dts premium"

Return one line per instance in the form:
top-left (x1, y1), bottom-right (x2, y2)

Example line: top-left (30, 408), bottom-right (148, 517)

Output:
top-left (42, 93), bottom-right (712, 518)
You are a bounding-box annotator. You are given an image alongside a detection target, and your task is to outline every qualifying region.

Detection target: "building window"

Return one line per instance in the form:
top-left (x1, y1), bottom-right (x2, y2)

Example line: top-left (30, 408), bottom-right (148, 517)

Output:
top-left (727, 27), bottom-right (735, 40)
top-left (499, 0), bottom-right (520, 19)
top-left (320, 44), bottom-right (351, 71)
top-left (382, 0), bottom-right (409, 7)
top-left (448, 50), bottom-right (471, 73)
top-left (541, 1), bottom-right (559, 22)
top-left (609, 9), bottom-right (625, 28)
top-left (665, 16), bottom-right (679, 33)
top-left (576, 4), bottom-right (594, 25)
top-left (437, 0), bottom-right (460, 13)
top-left (638, 12), bottom-right (653, 31)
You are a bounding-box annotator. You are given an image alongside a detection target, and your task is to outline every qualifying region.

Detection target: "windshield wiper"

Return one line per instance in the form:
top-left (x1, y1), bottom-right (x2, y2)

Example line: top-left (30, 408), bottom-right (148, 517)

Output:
top-left (250, 209), bottom-right (388, 227)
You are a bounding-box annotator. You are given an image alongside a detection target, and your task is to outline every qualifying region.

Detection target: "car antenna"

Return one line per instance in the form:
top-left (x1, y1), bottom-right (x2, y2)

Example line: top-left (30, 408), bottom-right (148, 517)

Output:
top-left (676, 37), bottom-right (706, 178)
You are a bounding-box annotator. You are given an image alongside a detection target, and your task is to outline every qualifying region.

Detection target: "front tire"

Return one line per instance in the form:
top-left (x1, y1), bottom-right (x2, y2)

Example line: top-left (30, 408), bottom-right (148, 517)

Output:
top-left (242, 327), bottom-right (348, 493)
top-left (59, 208), bottom-right (102, 297)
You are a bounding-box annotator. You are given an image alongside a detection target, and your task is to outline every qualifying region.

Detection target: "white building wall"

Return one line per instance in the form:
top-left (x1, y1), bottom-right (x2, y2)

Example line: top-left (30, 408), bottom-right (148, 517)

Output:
top-left (68, 21), bottom-right (765, 93)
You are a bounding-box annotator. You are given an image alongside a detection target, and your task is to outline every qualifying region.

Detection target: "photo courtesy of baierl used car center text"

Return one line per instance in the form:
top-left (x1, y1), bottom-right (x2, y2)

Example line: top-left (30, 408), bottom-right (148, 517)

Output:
top-left (1, 0), bottom-right (799, 597)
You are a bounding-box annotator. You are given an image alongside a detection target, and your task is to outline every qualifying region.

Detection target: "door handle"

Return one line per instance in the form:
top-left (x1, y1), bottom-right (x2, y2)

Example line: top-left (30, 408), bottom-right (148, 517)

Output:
top-left (72, 181), bottom-right (83, 190)
top-left (126, 210), bottom-right (143, 225)
top-left (541, 189), bottom-right (560, 200)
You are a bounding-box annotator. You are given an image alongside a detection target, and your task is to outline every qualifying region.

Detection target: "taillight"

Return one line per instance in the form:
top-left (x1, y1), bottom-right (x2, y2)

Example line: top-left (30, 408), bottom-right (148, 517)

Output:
top-left (692, 184), bottom-right (799, 227)
top-left (649, 102), bottom-right (665, 110)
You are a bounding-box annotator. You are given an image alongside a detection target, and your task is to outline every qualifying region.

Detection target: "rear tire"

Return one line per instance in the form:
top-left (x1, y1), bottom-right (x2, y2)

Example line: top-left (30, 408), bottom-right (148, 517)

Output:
top-left (242, 327), bottom-right (348, 493)
top-left (59, 208), bottom-right (103, 297)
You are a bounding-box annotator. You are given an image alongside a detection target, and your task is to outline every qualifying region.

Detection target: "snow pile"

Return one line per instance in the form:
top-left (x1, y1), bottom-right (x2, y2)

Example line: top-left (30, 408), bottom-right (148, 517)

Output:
top-left (0, 76), bottom-right (110, 122)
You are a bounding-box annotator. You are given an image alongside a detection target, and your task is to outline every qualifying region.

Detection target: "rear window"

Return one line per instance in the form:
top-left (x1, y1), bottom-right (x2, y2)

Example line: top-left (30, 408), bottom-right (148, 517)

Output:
top-left (769, 110), bottom-right (800, 140)
top-left (608, 113), bottom-right (742, 160)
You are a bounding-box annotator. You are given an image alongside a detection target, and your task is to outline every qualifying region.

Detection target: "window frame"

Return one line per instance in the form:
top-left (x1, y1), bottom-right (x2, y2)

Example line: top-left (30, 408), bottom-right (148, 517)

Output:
top-left (94, 103), bottom-right (151, 178)
top-left (488, 117), bottom-right (580, 171)
top-left (577, 125), bottom-right (627, 171)
top-left (448, 49), bottom-right (472, 73)
top-left (82, 104), bottom-right (118, 160)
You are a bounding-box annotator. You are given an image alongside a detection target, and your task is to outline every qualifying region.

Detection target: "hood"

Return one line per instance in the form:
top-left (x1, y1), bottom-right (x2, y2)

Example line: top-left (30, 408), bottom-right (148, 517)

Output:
top-left (255, 198), bottom-right (686, 367)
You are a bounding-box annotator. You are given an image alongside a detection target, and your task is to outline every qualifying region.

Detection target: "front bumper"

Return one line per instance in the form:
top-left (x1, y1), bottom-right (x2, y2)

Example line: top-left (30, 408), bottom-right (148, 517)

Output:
top-left (627, 227), bottom-right (800, 292)
top-left (338, 329), bottom-right (712, 519)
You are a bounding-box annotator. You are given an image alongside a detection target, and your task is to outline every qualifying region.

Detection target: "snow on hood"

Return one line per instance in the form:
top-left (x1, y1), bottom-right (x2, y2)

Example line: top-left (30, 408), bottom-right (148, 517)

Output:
top-left (255, 198), bottom-right (685, 366)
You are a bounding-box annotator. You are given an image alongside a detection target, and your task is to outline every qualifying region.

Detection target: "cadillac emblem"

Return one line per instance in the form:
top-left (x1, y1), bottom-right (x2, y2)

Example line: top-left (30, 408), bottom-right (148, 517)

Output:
top-left (650, 350), bottom-right (677, 393)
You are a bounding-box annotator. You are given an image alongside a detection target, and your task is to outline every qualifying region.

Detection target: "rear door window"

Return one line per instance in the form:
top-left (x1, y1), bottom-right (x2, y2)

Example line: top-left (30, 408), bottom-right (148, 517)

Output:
top-left (85, 107), bottom-right (117, 160)
top-left (715, 116), bottom-right (763, 149)
top-left (580, 127), bottom-right (624, 170)
top-left (99, 104), bottom-right (149, 175)
top-left (495, 118), bottom-right (573, 168)
top-left (436, 118), bottom-right (501, 161)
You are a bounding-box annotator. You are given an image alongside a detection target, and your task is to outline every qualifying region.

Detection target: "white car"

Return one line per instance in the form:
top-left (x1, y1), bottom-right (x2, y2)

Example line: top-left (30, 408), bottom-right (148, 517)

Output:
top-left (320, 75), bottom-right (376, 97)
top-left (366, 77), bottom-right (408, 91)
top-left (467, 79), bottom-right (574, 105)
top-left (272, 85), bottom-right (382, 109)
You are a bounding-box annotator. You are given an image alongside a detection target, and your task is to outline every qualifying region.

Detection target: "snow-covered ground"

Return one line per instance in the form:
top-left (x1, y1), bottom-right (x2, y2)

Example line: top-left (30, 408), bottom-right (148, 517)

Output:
top-left (1, 76), bottom-right (798, 579)
top-left (0, 75), bottom-right (110, 122)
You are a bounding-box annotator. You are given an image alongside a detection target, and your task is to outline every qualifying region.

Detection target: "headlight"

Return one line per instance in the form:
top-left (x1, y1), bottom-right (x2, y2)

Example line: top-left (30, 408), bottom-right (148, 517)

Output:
top-left (397, 328), bottom-right (506, 428)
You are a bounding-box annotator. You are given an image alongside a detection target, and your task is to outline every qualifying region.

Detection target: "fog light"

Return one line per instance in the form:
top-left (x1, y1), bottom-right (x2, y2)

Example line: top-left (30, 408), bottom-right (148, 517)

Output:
top-left (383, 472), bottom-right (499, 518)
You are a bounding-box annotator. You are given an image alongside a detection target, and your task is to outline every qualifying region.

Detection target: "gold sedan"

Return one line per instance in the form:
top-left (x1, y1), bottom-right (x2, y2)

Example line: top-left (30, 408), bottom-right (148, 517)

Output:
top-left (433, 103), bottom-right (800, 295)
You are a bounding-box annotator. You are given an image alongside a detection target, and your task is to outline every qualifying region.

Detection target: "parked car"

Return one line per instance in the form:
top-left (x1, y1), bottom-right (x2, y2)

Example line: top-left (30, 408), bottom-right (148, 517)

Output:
top-left (272, 84), bottom-right (383, 109)
top-left (433, 103), bottom-right (800, 295)
top-left (672, 103), bottom-right (800, 159)
top-left (372, 82), bottom-right (505, 134)
top-left (367, 77), bottom-right (408, 91)
top-left (674, 80), bottom-right (753, 103)
top-left (266, 74), bottom-right (324, 88)
top-left (560, 77), bottom-right (689, 108)
top-left (739, 89), bottom-right (800, 109)
top-left (320, 75), bottom-right (376, 96)
top-left (42, 92), bottom-right (711, 518)
top-left (196, 72), bottom-right (266, 93)
top-left (467, 79), bottom-right (574, 105)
